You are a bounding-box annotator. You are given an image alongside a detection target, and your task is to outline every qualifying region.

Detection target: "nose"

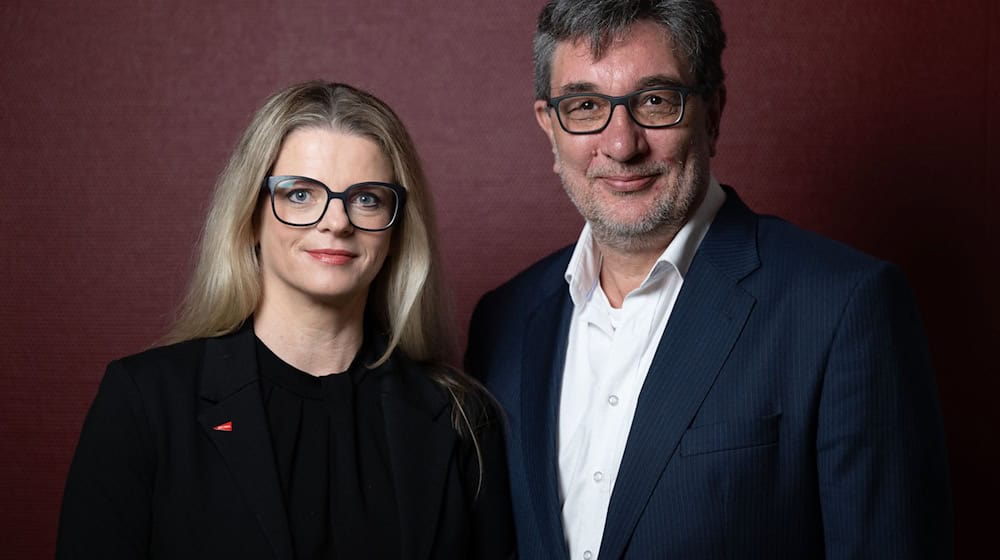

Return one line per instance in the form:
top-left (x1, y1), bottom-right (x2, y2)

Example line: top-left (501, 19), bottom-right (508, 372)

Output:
top-left (316, 199), bottom-right (354, 236)
top-left (597, 104), bottom-right (649, 163)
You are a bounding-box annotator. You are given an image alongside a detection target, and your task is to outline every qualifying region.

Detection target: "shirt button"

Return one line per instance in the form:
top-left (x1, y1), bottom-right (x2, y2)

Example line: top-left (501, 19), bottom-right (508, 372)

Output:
top-left (593, 471), bottom-right (603, 482)
top-left (584, 551), bottom-right (593, 560)
top-left (608, 395), bottom-right (619, 406)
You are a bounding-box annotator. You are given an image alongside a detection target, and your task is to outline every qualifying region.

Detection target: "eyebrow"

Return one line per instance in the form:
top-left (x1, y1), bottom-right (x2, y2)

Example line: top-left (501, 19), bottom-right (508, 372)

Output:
top-left (637, 74), bottom-right (686, 89)
top-left (556, 81), bottom-right (600, 95)
top-left (554, 74), bottom-right (687, 96)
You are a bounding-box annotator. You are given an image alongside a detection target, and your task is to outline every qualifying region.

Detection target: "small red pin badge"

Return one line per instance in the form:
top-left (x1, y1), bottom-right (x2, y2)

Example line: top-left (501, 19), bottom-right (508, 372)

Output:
top-left (213, 421), bottom-right (233, 432)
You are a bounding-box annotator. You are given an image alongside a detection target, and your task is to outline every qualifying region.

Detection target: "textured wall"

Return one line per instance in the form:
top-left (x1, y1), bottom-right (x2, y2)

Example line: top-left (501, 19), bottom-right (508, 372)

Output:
top-left (1, 0), bottom-right (995, 556)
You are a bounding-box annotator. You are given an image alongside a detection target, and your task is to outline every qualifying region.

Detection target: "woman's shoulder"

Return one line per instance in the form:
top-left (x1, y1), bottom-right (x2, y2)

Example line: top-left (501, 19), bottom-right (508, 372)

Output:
top-left (106, 331), bottom-right (252, 401)
top-left (386, 352), bottom-right (503, 435)
top-left (112, 326), bottom-right (252, 379)
top-left (112, 337), bottom-right (208, 378)
top-left (78, 338), bottom-right (215, 435)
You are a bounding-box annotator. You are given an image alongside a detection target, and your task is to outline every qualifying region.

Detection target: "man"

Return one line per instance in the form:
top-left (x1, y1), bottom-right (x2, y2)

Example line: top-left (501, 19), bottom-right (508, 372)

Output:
top-left (465, 1), bottom-right (953, 558)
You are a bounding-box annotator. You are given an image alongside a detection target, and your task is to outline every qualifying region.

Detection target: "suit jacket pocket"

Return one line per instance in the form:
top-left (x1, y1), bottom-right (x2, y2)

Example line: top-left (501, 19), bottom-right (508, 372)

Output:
top-left (679, 414), bottom-right (781, 456)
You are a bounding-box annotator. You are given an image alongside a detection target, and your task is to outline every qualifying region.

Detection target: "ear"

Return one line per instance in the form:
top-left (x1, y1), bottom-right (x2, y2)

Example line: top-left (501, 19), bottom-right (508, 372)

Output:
top-left (535, 99), bottom-right (557, 146)
top-left (534, 99), bottom-right (561, 173)
top-left (706, 84), bottom-right (726, 157)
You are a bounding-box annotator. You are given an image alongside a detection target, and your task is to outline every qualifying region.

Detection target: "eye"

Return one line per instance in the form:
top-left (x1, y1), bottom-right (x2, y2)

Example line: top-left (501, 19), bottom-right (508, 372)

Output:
top-left (274, 178), bottom-right (325, 203)
top-left (638, 90), bottom-right (681, 108)
top-left (285, 189), bottom-right (313, 204)
top-left (357, 193), bottom-right (378, 206)
top-left (561, 96), bottom-right (608, 121)
top-left (349, 188), bottom-right (384, 209)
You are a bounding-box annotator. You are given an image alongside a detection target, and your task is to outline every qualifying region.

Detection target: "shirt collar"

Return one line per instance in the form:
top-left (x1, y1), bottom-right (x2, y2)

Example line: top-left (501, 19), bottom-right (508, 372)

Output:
top-left (564, 176), bottom-right (726, 306)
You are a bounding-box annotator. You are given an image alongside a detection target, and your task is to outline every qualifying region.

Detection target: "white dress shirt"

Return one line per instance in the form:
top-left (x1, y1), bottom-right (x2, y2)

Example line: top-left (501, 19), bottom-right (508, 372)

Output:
top-left (557, 179), bottom-right (726, 560)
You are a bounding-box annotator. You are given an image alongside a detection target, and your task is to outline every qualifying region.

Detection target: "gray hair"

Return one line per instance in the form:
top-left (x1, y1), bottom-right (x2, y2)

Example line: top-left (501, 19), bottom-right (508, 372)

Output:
top-left (533, 0), bottom-right (727, 100)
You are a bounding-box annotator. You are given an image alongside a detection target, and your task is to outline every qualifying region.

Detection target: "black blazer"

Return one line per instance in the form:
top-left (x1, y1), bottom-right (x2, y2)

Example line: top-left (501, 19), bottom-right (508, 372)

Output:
top-left (57, 326), bottom-right (515, 559)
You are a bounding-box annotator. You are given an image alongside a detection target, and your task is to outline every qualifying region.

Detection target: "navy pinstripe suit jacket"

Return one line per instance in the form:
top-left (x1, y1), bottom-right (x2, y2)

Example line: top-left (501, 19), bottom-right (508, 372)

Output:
top-left (466, 187), bottom-right (952, 559)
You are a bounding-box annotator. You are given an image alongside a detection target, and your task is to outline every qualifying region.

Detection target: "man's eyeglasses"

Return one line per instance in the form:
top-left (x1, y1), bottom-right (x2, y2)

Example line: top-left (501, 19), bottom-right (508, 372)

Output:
top-left (546, 85), bottom-right (707, 134)
top-left (262, 175), bottom-right (406, 231)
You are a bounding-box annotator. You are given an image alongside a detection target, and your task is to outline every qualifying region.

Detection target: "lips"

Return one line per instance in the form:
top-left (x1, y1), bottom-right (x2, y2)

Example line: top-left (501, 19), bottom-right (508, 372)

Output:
top-left (306, 248), bottom-right (357, 265)
top-left (597, 175), bottom-right (657, 193)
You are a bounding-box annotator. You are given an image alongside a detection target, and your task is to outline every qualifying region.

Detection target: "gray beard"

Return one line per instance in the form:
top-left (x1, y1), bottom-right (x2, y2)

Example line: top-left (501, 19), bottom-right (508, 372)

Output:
top-left (558, 156), bottom-right (708, 253)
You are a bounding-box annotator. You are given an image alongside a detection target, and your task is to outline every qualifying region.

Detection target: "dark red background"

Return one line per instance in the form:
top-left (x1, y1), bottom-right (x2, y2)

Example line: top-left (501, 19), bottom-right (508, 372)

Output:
top-left (1, 1), bottom-right (996, 557)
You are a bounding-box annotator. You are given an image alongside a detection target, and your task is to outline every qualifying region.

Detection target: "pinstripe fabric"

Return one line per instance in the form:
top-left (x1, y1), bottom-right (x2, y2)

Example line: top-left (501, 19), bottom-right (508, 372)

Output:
top-left (466, 187), bottom-right (952, 559)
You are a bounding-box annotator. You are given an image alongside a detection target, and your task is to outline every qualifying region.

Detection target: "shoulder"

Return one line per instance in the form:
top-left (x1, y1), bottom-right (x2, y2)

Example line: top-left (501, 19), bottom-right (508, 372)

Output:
top-left (114, 338), bottom-right (207, 371)
top-left (75, 338), bottom-right (217, 457)
top-left (376, 350), bottom-right (453, 419)
top-left (505, 243), bottom-right (575, 284)
top-left (704, 190), bottom-right (915, 326)
top-left (717, 208), bottom-right (920, 336)
top-left (383, 351), bottom-right (502, 436)
top-left (757, 214), bottom-right (881, 270)
top-left (751, 213), bottom-right (900, 294)
top-left (81, 339), bottom-right (212, 429)
top-left (483, 245), bottom-right (573, 305)
top-left (471, 244), bottom-right (574, 323)
top-left (714, 187), bottom-right (889, 283)
top-left (108, 338), bottom-right (208, 390)
top-left (712, 188), bottom-right (891, 283)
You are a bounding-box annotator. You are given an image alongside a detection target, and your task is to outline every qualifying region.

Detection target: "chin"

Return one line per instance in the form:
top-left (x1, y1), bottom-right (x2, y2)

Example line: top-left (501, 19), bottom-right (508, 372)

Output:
top-left (298, 283), bottom-right (365, 306)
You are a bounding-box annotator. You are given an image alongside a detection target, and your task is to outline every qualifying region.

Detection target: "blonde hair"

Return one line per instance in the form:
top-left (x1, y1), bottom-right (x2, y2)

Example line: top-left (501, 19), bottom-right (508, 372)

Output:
top-left (167, 80), bottom-right (446, 354)
top-left (166, 82), bottom-right (489, 436)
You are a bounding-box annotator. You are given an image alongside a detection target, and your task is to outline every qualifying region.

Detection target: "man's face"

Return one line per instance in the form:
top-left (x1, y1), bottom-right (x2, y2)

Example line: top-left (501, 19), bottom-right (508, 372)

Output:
top-left (534, 20), bottom-right (723, 250)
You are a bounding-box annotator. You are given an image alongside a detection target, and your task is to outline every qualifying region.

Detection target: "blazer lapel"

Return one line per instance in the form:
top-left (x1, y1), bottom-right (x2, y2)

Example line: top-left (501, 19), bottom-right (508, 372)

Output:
top-left (379, 361), bottom-right (456, 560)
top-left (521, 287), bottom-right (574, 560)
top-left (598, 190), bottom-right (761, 559)
top-left (196, 327), bottom-right (293, 560)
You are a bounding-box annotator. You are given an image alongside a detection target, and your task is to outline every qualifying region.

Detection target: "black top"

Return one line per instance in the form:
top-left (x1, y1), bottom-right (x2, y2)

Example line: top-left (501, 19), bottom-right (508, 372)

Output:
top-left (57, 324), bottom-right (516, 559)
top-left (255, 336), bottom-right (400, 560)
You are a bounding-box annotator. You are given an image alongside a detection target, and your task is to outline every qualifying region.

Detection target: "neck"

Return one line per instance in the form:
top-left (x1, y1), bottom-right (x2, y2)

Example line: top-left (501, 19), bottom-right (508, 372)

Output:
top-left (253, 290), bottom-right (367, 376)
top-left (594, 225), bottom-right (679, 309)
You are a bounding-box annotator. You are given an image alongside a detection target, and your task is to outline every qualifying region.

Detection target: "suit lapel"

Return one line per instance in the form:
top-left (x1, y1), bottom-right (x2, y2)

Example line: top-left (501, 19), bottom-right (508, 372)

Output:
top-left (379, 359), bottom-right (456, 560)
top-left (196, 327), bottom-right (293, 560)
top-left (598, 190), bottom-right (761, 559)
top-left (521, 287), bottom-right (574, 560)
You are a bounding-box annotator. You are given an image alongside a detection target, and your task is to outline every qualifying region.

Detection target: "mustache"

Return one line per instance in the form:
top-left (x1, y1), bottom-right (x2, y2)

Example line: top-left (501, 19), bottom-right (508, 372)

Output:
top-left (586, 161), bottom-right (672, 179)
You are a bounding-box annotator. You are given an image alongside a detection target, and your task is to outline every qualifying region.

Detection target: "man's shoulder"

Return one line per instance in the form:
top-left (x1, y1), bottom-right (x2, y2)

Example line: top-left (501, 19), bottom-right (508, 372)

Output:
top-left (754, 213), bottom-right (886, 276)
top-left (715, 187), bottom-right (885, 277)
top-left (467, 244), bottom-right (574, 354)
top-left (479, 244), bottom-right (575, 309)
top-left (729, 210), bottom-right (916, 317)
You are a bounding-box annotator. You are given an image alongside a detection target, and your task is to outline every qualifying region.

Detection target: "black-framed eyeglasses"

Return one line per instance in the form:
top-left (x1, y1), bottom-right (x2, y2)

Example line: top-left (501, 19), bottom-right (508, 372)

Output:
top-left (262, 175), bottom-right (406, 231)
top-left (547, 85), bottom-right (707, 134)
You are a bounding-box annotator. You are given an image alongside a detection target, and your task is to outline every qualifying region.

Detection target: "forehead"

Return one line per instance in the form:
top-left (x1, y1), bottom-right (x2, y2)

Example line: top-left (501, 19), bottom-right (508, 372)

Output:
top-left (273, 127), bottom-right (392, 184)
top-left (549, 20), bottom-right (691, 95)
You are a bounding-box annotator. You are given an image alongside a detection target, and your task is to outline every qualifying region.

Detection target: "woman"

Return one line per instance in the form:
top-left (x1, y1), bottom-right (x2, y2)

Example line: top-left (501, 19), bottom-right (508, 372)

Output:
top-left (57, 81), bottom-right (514, 559)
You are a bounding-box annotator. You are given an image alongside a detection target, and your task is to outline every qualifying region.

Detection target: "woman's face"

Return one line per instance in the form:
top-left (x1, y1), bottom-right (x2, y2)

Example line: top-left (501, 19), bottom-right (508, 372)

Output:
top-left (257, 127), bottom-right (394, 310)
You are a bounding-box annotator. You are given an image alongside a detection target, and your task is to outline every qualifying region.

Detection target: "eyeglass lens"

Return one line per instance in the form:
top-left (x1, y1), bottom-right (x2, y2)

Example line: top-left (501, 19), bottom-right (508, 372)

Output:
top-left (556, 88), bottom-right (685, 133)
top-left (271, 178), bottom-right (398, 230)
